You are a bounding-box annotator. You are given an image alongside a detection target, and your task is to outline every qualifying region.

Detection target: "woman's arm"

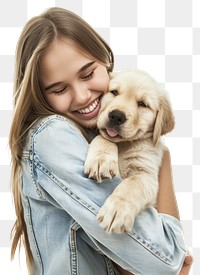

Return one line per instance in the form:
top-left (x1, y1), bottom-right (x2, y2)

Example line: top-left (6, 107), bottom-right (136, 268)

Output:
top-left (115, 149), bottom-right (187, 275)
top-left (156, 149), bottom-right (193, 275)
top-left (33, 116), bottom-right (186, 274)
top-left (156, 148), bottom-right (180, 219)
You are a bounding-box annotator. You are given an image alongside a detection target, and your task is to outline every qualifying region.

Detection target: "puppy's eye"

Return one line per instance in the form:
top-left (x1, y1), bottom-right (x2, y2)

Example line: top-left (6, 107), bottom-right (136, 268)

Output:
top-left (110, 90), bottom-right (118, 96)
top-left (138, 101), bottom-right (147, 107)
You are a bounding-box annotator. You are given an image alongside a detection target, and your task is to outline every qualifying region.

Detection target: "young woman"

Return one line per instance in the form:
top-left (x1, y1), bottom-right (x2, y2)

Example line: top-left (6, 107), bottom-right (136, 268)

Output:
top-left (9, 7), bottom-right (192, 275)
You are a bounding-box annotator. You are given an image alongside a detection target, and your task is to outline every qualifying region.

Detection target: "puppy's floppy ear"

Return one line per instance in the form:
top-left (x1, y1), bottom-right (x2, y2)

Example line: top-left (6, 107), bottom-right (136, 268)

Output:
top-left (153, 93), bottom-right (175, 145)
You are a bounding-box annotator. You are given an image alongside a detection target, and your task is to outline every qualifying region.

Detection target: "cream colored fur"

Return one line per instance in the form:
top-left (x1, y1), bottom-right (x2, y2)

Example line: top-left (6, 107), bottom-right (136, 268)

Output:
top-left (84, 70), bottom-right (175, 234)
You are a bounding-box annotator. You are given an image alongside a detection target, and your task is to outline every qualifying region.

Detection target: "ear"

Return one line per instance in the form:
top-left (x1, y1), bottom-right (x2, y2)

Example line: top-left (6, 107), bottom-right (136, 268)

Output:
top-left (153, 93), bottom-right (175, 145)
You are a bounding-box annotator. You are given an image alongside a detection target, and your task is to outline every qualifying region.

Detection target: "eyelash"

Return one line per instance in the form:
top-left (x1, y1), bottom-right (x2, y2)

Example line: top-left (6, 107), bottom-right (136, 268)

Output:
top-left (53, 87), bottom-right (68, 95)
top-left (52, 69), bottom-right (95, 94)
top-left (81, 69), bottom-right (95, 80)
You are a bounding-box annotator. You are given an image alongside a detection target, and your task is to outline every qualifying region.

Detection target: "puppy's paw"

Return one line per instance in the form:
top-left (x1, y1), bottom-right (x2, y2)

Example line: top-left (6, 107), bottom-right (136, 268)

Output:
top-left (84, 153), bottom-right (119, 183)
top-left (97, 195), bottom-right (136, 233)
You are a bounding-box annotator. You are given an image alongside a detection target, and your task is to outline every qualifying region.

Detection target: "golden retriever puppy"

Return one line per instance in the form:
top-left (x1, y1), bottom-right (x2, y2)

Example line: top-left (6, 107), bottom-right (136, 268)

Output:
top-left (84, 70), bottom-right (175, 234)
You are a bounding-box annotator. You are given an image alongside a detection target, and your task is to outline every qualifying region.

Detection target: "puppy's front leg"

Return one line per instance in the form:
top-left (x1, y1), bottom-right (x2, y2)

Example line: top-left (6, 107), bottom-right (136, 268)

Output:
top-left (97, 174), bottom-right (158, 234)
top-left (84, 135), bottom-right (119, 183)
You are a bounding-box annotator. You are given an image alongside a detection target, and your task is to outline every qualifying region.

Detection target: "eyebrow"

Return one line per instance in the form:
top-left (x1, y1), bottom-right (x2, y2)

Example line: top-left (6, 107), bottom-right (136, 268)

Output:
top-left (44, 61), bottom-right (95, 91)
top-left (78, 61), bottom-right (95, 73)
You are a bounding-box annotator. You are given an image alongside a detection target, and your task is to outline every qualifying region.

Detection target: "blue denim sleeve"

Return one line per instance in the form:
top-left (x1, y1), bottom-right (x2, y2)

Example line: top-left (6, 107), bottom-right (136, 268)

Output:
top-left (33, 116), bottom-right (186, 274)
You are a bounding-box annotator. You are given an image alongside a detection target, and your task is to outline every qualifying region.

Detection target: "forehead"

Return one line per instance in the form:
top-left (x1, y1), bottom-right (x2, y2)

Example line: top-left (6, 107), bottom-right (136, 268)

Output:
top-left (109, 71), bottom-right (161, 108)
top-left (41, 39), bottom-right (90, 69)
top-left (39, 39), bottom-right (93, 85)
top-left (110, 71), bottom-right (158, 92)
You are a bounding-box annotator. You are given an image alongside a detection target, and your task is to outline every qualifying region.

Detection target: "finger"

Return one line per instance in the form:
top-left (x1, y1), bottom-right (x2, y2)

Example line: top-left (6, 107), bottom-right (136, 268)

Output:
top-left (184, 255), bottom-right (193, 265)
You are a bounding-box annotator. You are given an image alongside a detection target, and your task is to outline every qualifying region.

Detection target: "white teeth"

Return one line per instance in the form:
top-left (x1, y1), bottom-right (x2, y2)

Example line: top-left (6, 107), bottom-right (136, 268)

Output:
top-left (77, 99), bottom-right (99, 114)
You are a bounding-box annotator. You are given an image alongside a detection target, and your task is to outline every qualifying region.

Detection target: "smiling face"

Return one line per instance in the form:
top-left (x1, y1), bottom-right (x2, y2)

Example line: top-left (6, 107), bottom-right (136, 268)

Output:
top-left (97, 70), bottom-right (173, 143)
top-left (39, 39), bottom-right (110, 128)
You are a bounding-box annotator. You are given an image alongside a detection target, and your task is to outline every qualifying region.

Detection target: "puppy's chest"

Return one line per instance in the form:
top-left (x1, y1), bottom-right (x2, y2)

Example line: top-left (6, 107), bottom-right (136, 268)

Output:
top-left (117, 140), bottom-right (162, 179)
top-left (117, 142), bottom-right (142, 178)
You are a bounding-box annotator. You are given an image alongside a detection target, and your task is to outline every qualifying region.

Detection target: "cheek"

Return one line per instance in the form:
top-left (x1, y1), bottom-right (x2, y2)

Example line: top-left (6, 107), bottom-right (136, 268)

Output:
top-left (100, 93), bottom-right (113, 112)
top-left (102, 75), bottom-right (110, 91)
top-left (45, 94), bottom-right (70, 112)
top-left (138, 109), bottom-right (156, 126)
top-left (94, 70), bottom-right (109, 92)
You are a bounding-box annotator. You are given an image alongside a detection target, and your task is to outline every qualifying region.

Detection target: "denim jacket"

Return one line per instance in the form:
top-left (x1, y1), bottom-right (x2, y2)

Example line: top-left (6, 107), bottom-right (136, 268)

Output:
top-left (21, 115), bottom-right (186, 275)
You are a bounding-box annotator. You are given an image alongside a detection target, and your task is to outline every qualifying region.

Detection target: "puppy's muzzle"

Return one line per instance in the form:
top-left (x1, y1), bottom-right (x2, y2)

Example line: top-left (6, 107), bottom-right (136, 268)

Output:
top-left (109, 110), bottom-right (126, 125)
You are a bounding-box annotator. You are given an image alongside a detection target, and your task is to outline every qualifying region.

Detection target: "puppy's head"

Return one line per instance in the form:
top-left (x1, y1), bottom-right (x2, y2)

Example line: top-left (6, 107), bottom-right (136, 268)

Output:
top-left (97, 70), bottom-right (175, 144)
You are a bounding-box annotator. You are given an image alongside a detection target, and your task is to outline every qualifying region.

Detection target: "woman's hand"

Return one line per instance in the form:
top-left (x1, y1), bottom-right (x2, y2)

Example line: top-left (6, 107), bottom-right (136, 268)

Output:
top-left (179, 253), bottom-right (193, 275)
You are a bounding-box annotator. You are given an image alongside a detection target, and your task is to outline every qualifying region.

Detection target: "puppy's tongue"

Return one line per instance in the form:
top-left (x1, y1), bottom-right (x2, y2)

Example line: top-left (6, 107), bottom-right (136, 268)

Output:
top-left (106, 128), bottom-right (118, 137)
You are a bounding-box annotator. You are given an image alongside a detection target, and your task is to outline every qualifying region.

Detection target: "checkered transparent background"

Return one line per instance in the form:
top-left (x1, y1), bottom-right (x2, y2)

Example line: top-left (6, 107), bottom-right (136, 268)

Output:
top-left (0, 0), bottom-right (199, 274)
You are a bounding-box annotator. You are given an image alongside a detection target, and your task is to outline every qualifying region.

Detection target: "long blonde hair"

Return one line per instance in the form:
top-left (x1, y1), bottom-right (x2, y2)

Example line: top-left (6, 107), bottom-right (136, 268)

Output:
top-left (9, 7), bottom-right (114, 273)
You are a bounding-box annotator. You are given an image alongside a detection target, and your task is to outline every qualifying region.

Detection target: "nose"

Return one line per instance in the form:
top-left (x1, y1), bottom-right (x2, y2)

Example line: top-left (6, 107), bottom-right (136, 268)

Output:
top-left (108, 110), bottom-right (126, 125)
top-left (72, 84), bottom-right (91, 105)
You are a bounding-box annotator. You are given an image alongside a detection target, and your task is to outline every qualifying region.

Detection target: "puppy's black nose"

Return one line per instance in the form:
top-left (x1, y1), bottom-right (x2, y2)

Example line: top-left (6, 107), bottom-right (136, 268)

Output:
top-left (108, 110), bottom-right (126, 125)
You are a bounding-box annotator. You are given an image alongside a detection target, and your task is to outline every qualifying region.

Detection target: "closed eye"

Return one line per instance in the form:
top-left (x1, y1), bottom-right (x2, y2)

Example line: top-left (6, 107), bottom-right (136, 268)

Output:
top-left (81, 69), bottom-right (96, 80)
top-left (53, 86), bottom-right (68, 95)
top-left (110, 90), bottom-right (118, 96)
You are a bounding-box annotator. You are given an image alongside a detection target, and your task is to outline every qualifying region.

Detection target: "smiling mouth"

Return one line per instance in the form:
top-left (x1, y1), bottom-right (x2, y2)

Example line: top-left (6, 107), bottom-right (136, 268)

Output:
top-left (76, 98), bottom-right (100, 114)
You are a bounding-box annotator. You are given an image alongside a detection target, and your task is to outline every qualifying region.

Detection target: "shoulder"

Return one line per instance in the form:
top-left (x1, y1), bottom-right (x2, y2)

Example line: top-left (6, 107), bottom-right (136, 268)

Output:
top-left (28, 115), bottom-right (88, 156)
top-left (28, 115), bottom-right (89, 165)
top-left (32, 115), bottom-right (82, 137)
